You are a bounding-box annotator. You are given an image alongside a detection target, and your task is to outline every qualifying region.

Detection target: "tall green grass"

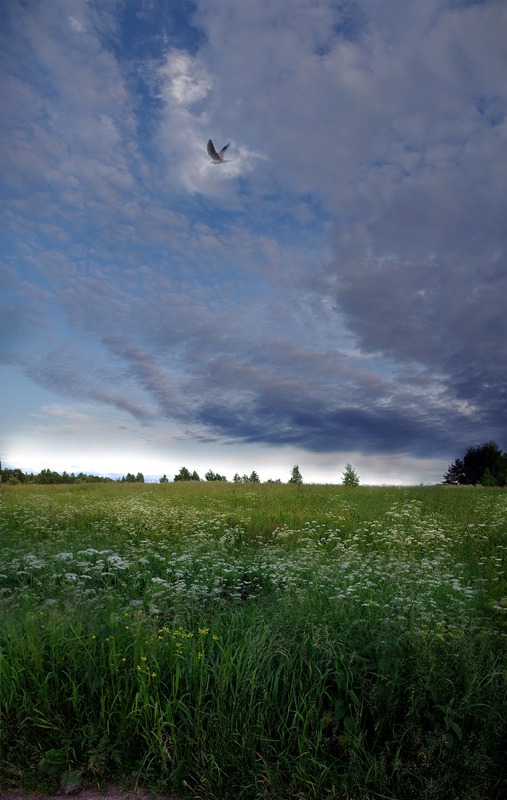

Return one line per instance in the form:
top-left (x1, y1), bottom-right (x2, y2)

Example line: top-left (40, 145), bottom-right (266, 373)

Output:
top-left (1, 483), bottom-right (506, 799)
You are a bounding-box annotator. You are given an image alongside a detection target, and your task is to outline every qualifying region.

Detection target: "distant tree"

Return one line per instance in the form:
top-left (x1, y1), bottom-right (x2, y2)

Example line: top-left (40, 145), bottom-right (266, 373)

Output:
top-left (205, 470), bottom-right (227, 482)
top-left (159, 474), bottom-right (169, 483)
top-left (174, 467), bottom-right (192, 482)
top-left (443, 441), bottom-right (507, 486)
top-left (288, 465), bottom-right (303, 485)
top-left (342, 464), bottom-right (360, 486)
top-left (241, 471), bottom-right (260, 483)
top-left (1, 467), bottom-right (26, 484)
top-left (173, 467), bottom-right (201, 481)
top-left (37, 468), bottom-right (63, 484)
top-left (120, 472), bottom-right (138, 482)
top-left (233, 473), bottom-right (242, 483)
top-left (135, 472), bottom-right (145, 483)
top-left (1, 466), bottom-right (112, 484)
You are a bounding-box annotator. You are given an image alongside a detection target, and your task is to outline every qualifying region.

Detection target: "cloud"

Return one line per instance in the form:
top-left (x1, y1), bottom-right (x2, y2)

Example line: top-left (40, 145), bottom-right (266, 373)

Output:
top-left (1, 0), bottom-right (506, 479)
top-left (152, 46), bottom-right (268, 199)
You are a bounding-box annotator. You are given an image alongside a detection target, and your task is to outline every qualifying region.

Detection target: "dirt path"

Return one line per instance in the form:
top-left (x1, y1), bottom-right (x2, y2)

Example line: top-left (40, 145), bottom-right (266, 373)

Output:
top-left (0, 785), bottom-right (181, 800)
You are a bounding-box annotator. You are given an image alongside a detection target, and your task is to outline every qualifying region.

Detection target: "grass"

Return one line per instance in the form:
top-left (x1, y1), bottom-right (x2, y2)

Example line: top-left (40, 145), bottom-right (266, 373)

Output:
top-left (0, 482), bottom-right (506, 799)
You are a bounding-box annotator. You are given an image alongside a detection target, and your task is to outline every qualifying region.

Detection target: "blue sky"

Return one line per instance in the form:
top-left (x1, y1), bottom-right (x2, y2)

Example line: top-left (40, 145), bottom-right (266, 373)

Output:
top-left (1, 0), bottom-right (506, 484)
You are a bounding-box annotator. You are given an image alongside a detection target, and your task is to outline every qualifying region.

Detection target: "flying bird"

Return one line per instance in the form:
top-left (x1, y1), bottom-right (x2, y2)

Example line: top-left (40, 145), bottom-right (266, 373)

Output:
top-left (207, 139), bottom-right (230, 163)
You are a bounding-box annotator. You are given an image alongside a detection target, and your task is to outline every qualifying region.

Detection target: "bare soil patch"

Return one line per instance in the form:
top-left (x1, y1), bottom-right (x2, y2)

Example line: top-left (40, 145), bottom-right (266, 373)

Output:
top-left (0, 785), bottom-right (180, 800)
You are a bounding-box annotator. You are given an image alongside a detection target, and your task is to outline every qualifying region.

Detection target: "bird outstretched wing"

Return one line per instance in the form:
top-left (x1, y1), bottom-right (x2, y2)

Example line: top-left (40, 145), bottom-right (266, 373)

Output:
top-left (207, 139), bottom-right (230, 162)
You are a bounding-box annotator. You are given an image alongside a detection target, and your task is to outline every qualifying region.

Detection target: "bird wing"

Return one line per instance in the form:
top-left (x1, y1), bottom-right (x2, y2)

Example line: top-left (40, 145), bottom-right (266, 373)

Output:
top-left (207, 139), bottom-right (221, 161)
top-left (218, 143), bottom-right (230, 158)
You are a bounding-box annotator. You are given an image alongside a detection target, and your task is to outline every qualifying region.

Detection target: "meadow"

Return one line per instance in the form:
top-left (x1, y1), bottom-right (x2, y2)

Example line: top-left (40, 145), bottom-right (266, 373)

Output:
top-left (0, 482), bottom-right (505, 800)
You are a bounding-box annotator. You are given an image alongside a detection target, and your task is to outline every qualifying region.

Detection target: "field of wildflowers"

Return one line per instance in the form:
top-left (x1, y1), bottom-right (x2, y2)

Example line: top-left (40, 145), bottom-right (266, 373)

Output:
top-left (1, 482), bottom-right (506, 799)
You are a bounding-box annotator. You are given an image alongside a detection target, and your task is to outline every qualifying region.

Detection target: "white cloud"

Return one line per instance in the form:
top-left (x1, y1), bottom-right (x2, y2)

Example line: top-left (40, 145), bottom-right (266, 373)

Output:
top-left (159, 50), bottom-right (214, 106)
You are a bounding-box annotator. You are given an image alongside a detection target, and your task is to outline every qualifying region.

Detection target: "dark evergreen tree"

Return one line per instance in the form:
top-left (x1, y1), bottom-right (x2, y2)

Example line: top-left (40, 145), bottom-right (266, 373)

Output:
top-left (342, 464), bottom-right (360, 486)
top-left (443, 441), bottom-right (507, 486)
top-left (442, 458), bottom-right (466, 485)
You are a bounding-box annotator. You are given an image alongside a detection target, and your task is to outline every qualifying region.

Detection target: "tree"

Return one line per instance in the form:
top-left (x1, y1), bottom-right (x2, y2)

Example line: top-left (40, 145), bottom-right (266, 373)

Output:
top-left (233, 473), bottom-right (242, 483)
top-left (342, 464), bottom-right (360, 486)
top-left (442, 458), bottom-right (466, 485)
top-left (38, 468), bottom-right (62, 484)
top-left (1, 466), bottom-right (112, 484)
top-left (174, 467), bottom-right (200, 481)
top-left (0, 467), bottom-right (26, 484)
top-left (159, 474), bottom-right (169, 483)
top-left (288, 465), bottom-right (303, 485)
top-left (240, 471), bottom-right (260, 483)
top-left (443, 441), bottom-right (507, 486)
top-left (120, 473), bottom-right (137, 482)
top-left (174, 467), bottom-right (192, 481)
top-left (205, 470), bottom-right (227, 482)
top-left (480, 468), bottom-right (497, 487)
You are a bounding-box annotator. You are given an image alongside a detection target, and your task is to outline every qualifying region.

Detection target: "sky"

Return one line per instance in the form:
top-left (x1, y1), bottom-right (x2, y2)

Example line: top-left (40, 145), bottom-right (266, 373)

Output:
top-left (1, 0), bottom-right (506, 484)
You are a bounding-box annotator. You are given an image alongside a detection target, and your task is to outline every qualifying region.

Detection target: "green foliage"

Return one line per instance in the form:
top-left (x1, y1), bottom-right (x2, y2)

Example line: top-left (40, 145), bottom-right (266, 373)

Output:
top-left (1, 483), bottom-right (505, 799)
top-left (119, 472), bottom-right (144, 483)
top-left (342, 463), bottom-right (360, 486)
top-left (239, 471), bottom-right (260, 483)
top-left (444, 440), bottom-right (507, 486)
top-left (0, 466), bottom-right (113, 484)
top-left (443, 457), bottom-right (466, 485)
top-left (288, 465), bottom-right (303, 484)
top-left (174, 467), bottom-right (200, 482)
top-left (1, 467), bottom-right (26, 484)
top-left (205, 470), bottom-right (227, 482)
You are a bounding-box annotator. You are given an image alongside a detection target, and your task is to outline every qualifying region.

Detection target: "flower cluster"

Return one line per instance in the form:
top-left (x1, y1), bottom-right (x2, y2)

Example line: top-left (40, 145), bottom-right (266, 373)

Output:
top-left (1, 491), bottom-right (505, 640)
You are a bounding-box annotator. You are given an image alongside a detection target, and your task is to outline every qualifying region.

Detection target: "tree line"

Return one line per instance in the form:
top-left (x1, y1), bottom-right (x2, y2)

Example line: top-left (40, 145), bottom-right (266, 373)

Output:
top-left (166, 464), bottom-right (360, 485)
top-left (1, 463), bottom-right (362, 486)
top-left (442, 441), bottom-right (506, 486)
top-left (0, 441), bottom-right (507, 486)
top-left (4, 446), bottom-right (506, 487)
top-left (170, 467), bottom-right (262, 483)
top-left (0, 467), bottom-right (116, 485)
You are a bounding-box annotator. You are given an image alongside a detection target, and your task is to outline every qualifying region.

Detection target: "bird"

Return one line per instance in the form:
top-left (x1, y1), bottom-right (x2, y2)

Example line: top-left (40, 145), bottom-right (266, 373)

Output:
top-left (207, 139), bottom-right (230, 163)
